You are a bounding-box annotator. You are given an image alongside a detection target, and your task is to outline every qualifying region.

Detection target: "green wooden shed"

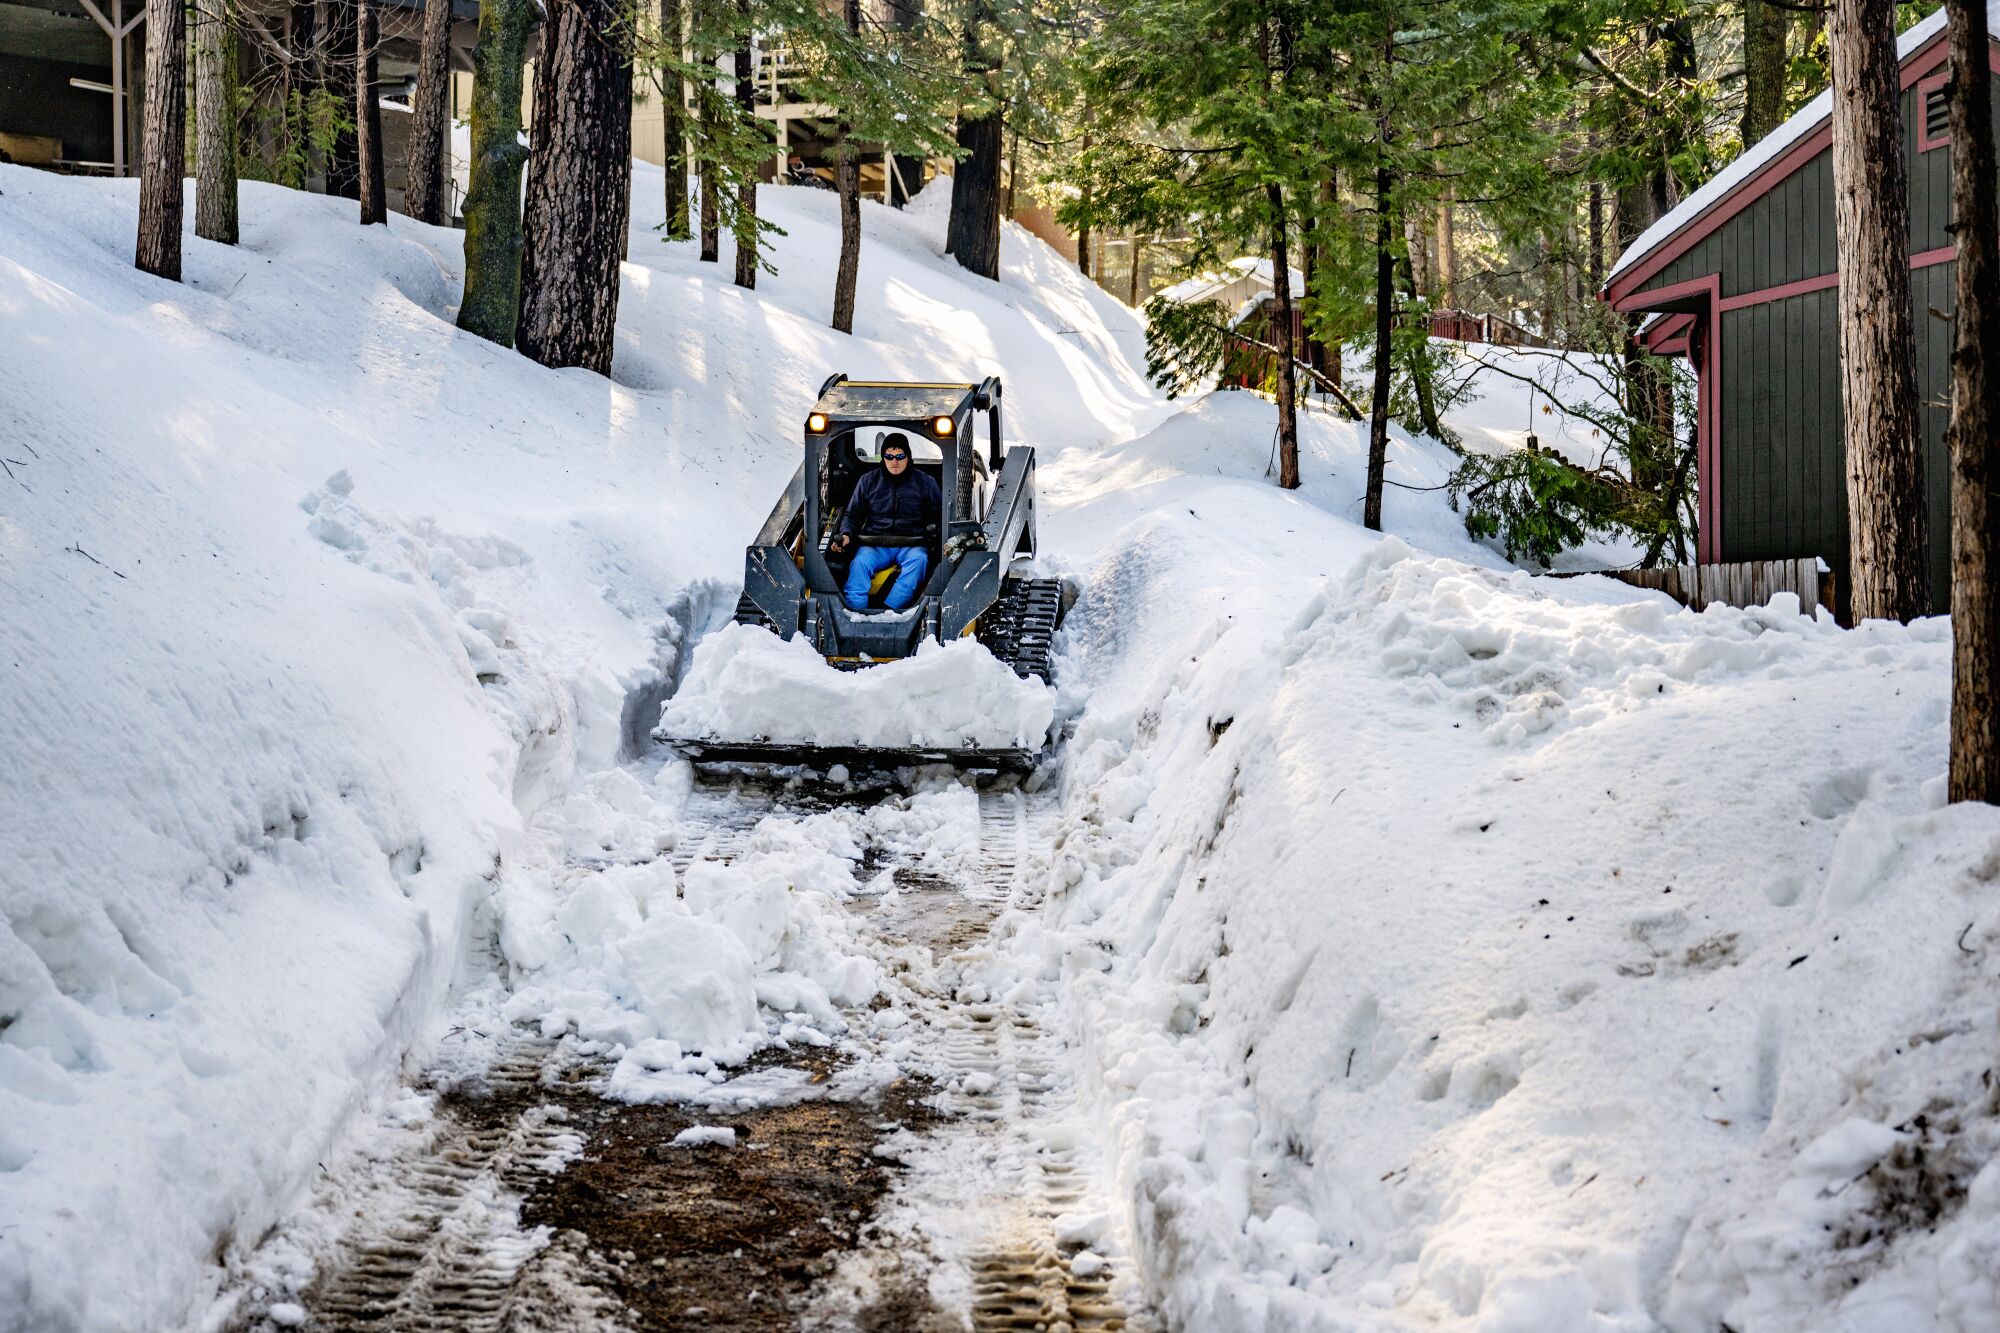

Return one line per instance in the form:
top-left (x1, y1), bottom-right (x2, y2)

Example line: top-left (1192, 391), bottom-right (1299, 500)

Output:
top-left (1603, 3), bottom-right (2000, 614)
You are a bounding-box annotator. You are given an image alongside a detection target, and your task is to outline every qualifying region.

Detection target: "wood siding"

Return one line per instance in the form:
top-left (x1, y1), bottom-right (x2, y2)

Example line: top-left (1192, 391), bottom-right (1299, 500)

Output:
top-left (1633, 79), bottom-right (1973, 301)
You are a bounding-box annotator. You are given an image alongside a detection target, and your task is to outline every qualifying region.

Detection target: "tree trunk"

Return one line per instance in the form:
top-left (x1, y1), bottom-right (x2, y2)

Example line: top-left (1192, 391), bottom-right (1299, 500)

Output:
top-left (356, 0), bottom-right (386, 224)
top-left (1830, 0), bottom-right (1930, 620)
top-left (1127, 235), bottom-right (1142, 305)
top-left (700, 160), bottom-right (719, 261)
top-left (193, 0), bottom-right (238, 244)
top-left (282, 1), bottom-right (316, 189)
top-left (134, 0), bottom-right (184, 280)
top-left (1586, 175), bottom-right (1603, 291)
top-left (1004, 107), bottom-right (1019, 217)
top-left (1268, 187), bottom-right (1300, 491)
top-left (946, 0), bottom-right (1001, 279)
top-left (830, 0), bottom-right (861, 333)
top-left (323, 0), bottom-right (360, 198)
top-left (1364, 159), bottom-right (1393, 530)
top-left (1301, 220), bottom-right (1321, 380)
top-left (456, 0), bottom-right (532, 346)
top-left (1650, 19), bottom-right (1697, 217)
top-left (1947, 0), bottom-right (2000, 801)
top-left (1301, 173), bottom-right (1335, 382)
top-left (731, 2), bottom-right (756, 289)
top-left (832, 129), bottom-right (861, 332)
top-left (1436, 198), bottom-right (1455, 305)
top-left (659, 0), bottom-right (691, 239)
top-left (1403, 209), bottom-right (1429, 303)
top-left (1398, 233), bottom-right (1447, 441)
top-left (519, 0), bottom-right (635, 372)
top-left (1743, 0), bottom-right (1790, 149)
top-left (404, 0), bottom-right (453, 224)
top-left (947, 111), bottom-right (1003, 278)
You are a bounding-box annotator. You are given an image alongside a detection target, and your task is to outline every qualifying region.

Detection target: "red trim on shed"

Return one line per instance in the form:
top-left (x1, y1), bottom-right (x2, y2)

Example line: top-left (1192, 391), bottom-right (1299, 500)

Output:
top-left (1641, 311), bottom-right (1695, 350)
top-left (1633, 276), bottom-right (1724, 562)
top-left (1718, 271), bottom-right (1841, 311)
top-left (1917, 69), bottom-right (1952, 152)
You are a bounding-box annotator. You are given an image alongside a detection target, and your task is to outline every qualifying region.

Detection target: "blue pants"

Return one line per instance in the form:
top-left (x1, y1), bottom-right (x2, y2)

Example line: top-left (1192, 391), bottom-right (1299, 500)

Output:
top-left (843, 545), bottom-right (929, 611)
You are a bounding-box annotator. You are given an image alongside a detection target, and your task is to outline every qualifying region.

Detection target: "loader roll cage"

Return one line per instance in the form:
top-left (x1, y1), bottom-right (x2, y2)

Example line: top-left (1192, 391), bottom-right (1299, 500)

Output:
top-left (738, 374), bottom-right (1040, 664)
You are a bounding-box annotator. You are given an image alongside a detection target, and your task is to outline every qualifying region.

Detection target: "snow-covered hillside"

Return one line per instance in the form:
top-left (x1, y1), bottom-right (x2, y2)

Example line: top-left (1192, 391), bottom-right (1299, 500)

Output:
top-left (3, 159), bottom-right (1996, 1333)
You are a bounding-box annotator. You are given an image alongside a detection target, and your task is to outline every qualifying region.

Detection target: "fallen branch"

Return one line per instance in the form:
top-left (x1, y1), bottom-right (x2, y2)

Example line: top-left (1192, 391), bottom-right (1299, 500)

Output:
top-left (65, 542), bottom-right (127, 579)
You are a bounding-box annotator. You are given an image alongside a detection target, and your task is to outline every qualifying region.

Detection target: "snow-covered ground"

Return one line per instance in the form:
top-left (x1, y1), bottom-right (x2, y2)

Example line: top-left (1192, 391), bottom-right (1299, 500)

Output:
top-left (3, 157), bottom-right (1996, 1333)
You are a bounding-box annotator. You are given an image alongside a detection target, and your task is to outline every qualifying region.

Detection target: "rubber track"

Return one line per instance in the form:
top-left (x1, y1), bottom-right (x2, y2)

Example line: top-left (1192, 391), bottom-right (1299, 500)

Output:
top-left (977, 577), bottom-right (1063, 683)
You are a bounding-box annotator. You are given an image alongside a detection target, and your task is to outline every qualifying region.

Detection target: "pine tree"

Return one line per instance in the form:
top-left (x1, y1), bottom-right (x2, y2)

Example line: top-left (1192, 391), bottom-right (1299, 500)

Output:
top-left (777, 0), bottom-right (955, 330)
top-left (404, 0), bottom-right (454, 225)
top-left (135, 0), bottom-right (185, 280)
top-left (323, 0), bottom-right (360, 199)
top-left (833, 0), bottom-right (865, 332)
top-left (457, 0), bottom-right (533, 345)
top-left (356, 0), bottom-right (387, 225)
top-left (1830, 0), bottom-right (1929, 620)
top-left (732, 0), bottom-right (757, 290)
top-left (1743, 0), bottom-right (1789, 148)
top-left (519, 0), bottom-right (636, 371)
top-left (1947, 0), bottom-right (2000, 800)
top-left (1067, 0), bottom-right (1567, 501)
top-left (193, 0), bottom-right (239, 245)
top-left (946, 0), bottom-right (1003, 279)
top-left (658, 0), bottom-right (693, 240)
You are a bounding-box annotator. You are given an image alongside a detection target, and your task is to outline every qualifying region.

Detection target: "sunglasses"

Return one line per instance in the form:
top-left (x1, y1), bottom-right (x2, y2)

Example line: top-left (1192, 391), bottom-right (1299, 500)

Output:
top-left (883, 452), bottom-right (909, 461)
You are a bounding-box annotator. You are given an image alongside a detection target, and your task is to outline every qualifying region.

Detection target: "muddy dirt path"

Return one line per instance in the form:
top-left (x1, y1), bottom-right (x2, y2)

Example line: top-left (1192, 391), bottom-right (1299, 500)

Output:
top-left (222, 778), bottom-right (1152, 1333)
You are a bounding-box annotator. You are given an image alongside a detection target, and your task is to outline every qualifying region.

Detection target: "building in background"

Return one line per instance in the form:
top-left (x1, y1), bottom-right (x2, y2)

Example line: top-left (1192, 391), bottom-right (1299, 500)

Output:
top-left (1602, 5), bottom-right (1997, 613)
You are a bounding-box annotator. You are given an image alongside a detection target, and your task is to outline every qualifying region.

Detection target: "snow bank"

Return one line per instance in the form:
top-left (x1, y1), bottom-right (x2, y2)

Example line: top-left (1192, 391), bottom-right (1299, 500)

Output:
top-left (658, 622), bottom-right (1056, 750)
top-left (1032, 519), bottom-right (2000, 1331)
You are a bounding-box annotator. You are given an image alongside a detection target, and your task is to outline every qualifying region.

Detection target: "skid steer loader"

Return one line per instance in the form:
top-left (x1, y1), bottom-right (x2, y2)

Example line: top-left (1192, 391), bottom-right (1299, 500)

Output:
top-left (656, 375), bottom-right (1063, 772)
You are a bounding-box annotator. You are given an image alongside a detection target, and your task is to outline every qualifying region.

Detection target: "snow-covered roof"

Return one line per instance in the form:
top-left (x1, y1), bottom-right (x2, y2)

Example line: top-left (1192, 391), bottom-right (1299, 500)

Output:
top-left (1606, 3), bottom-right (1974, 289)
top-left (1157, 256), bottom-right (1307, 305)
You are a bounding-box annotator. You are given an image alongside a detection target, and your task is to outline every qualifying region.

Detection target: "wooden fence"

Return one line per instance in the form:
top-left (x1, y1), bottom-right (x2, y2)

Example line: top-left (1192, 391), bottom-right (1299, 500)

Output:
top-left (1577, 558), bottom-right (1837, 619)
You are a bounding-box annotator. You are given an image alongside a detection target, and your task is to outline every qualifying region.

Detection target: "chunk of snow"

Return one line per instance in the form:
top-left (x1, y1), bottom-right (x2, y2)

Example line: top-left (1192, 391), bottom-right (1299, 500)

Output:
top-left (670, 1125), bottom-right (739, 1148)
top-left (620, 914), bottom-right (762, 1055)
top-left (658, 623), bottom-right (1055, 750)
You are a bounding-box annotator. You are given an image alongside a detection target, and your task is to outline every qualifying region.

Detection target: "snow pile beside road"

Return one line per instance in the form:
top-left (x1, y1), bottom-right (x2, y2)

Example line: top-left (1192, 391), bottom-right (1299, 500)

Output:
top-left (659, 621), bottom-right (1057, 750)
top-left (1036, 528), bottom-right (2000, 1332)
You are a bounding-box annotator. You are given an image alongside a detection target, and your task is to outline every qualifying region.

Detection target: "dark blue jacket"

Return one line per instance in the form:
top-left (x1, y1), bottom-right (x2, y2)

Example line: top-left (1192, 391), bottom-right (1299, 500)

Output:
top-left (841, 466), bottom-right (941, 539)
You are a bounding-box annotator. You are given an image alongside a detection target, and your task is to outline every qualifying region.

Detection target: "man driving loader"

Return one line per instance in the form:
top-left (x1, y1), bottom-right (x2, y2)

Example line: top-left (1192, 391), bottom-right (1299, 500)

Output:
top-left (831, 432), bottom-right (942, 611)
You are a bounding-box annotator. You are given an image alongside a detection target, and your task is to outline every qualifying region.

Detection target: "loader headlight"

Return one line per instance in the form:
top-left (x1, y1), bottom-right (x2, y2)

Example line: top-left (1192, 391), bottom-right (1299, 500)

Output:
top-left (806, 412), bottom-right (829, 434)
top-left (931, 415), bottom-right (954, 437)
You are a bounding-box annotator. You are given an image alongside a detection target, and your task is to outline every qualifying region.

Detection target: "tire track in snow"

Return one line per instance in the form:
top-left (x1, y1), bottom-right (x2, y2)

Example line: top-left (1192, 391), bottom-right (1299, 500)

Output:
top-left (261, 1035), bottom-right (623, 1333)
top-left (816, 788), bottom-right (1152, 1332)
